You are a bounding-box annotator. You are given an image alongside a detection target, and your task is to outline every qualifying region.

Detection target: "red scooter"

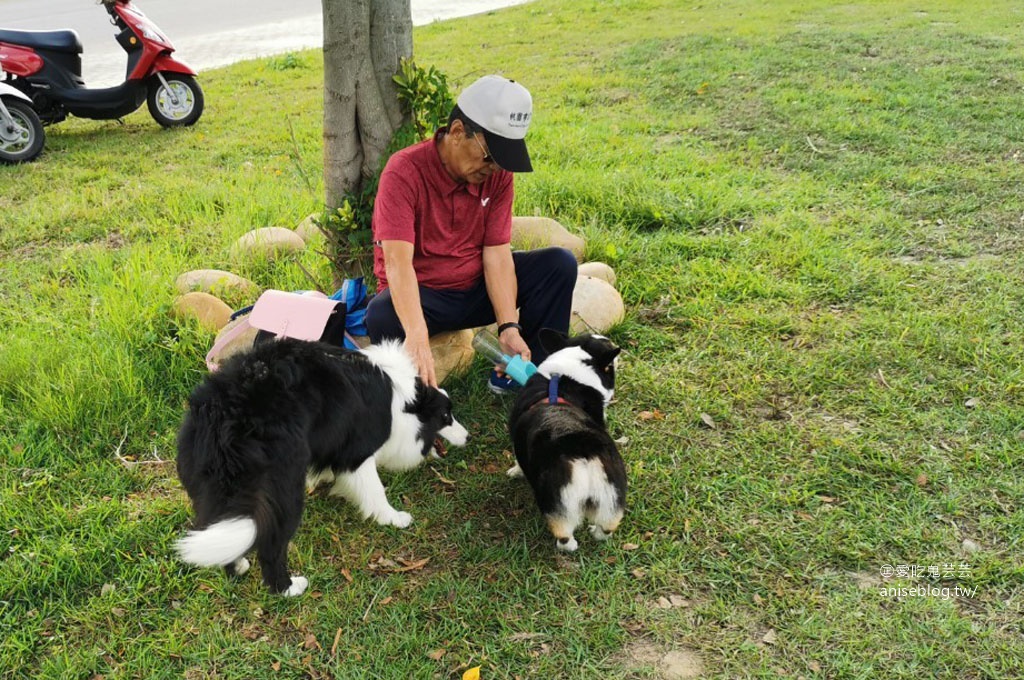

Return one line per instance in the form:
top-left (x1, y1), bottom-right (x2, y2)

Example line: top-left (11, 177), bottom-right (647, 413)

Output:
top-left (0, 0), bottom-right (203, 135)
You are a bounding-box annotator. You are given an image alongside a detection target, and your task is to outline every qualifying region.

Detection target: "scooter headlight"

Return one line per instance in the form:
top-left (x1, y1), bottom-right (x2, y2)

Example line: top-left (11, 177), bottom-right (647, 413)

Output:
top-left (138, 21), bottom-right (168, 44)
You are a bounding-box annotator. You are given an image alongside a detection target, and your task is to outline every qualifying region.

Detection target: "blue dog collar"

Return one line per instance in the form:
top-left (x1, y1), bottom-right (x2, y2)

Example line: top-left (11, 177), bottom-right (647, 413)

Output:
top-left (548, 373), bottom-right (564, 405)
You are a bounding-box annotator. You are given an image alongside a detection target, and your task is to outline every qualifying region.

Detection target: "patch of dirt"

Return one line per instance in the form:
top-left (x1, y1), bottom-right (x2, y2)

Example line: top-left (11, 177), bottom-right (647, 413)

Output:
top-left (849, 570), bottom-right (883, 590)
top-left (811, 411), bottom-right (862, 434)
top-left (894, 253), bottom-right (1003, 267)
top-left (619, 639), bottom-right (705, 679)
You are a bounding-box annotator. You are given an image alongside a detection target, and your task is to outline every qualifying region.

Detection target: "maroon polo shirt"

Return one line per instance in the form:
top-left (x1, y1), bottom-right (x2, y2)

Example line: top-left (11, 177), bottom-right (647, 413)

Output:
top-left (372, 130), bottom-right (514, 291)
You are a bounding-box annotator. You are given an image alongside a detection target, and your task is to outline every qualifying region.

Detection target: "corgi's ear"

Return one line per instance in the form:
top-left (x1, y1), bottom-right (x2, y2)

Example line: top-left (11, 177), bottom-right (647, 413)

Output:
top-left (538, 328), bottom-right (568, 355)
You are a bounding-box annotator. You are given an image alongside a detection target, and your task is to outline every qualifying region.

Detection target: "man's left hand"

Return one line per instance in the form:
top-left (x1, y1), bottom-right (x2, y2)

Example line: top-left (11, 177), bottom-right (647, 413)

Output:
top-left (499, 326), bottom-right (531, 362)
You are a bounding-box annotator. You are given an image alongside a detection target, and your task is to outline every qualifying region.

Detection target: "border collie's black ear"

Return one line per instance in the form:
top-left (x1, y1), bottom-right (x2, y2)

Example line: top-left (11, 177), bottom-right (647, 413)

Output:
top-left (538, 328), bottom-right (569, 355)
top-left (597, 346), bottom-right (621, 368)
top-left (409, 381), bottom-right (446, 415)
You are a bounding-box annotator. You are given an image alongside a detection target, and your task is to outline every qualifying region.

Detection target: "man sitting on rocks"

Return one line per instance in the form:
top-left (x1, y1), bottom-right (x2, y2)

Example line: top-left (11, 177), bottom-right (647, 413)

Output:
top-left (365, 74), bottom-right (577, 392)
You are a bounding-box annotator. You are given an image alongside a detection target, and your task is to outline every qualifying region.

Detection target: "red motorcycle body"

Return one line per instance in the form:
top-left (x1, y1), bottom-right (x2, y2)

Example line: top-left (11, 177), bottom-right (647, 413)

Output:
top-left (0, 1), bottom-right (201, 125)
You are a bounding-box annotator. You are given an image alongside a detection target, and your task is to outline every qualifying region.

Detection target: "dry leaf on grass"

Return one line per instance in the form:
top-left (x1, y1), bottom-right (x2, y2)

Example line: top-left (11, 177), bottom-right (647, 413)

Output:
top-left (700, 413), bottom-right (717, 429)
top-left (654, 595), bottom-right (690, 609)
top-left (330, 628), bottom-right (343, 657)
top-left (463, 667), bottom-right (481, 680)
top-left (431, 467), bottom-right (457, 486)
top-left (427, 649), bottom-right (446, 661)
top-left (393, 557), bottom-right (431, 572)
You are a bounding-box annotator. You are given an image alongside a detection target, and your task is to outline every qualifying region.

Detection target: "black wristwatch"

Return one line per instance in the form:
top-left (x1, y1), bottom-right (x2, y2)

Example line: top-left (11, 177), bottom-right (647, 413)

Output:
top-left (497, 322), bottom-right (523, 335)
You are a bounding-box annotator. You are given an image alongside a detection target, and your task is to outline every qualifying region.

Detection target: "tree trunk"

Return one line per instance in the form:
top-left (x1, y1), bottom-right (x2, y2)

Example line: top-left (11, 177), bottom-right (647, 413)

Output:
top-left (322, 0), bottom-right (411, 207)
top-left (322, 0), bottom-right (411, 278)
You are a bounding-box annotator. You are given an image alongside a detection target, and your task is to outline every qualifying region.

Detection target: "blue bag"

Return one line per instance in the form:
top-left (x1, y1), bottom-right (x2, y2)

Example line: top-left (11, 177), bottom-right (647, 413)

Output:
top-left (330, 277), bottom-right (371, 350)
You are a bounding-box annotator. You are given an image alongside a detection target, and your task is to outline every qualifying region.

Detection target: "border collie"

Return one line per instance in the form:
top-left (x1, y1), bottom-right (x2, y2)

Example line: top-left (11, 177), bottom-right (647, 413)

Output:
top-left (175, 338), bottom-right (467, 596)
top-left (507, 330), bottom-right (626, 551)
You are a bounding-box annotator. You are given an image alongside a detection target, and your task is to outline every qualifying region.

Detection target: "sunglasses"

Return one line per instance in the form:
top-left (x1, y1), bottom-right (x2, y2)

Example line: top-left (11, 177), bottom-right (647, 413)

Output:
top-left (471, 133), bottom-right (495, 164)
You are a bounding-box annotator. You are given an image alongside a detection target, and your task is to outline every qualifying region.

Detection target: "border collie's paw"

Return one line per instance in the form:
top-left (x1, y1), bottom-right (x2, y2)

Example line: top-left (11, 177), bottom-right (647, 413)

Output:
top-left (589, 525), bottom-right (612, 541)
top-left (380, 510), bottom-right (413, 528)
top-left (506, 464), bottom-right (524, 478)
top-left (283, 576), bottom-right (309, 597)
top-left (556, 536), bottom-right (578, 552)
top-left (232, 557), bottom-right (251, 576)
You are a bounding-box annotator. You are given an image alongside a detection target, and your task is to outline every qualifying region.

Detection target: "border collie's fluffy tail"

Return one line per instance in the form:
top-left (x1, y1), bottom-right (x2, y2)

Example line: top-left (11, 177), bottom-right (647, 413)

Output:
top-left (176, 517), bottom-right (257, 567)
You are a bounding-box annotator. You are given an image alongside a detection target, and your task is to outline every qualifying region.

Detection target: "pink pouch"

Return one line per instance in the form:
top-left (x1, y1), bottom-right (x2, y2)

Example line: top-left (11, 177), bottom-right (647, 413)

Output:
top-left (205, 290), bottom-right (345, 371)
top-left (248, 290), bottom-right (338, 340)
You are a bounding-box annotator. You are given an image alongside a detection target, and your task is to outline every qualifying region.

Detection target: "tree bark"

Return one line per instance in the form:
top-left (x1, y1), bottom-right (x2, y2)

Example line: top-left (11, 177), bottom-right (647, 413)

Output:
top-left (321, 0), bottom-right (412, 210)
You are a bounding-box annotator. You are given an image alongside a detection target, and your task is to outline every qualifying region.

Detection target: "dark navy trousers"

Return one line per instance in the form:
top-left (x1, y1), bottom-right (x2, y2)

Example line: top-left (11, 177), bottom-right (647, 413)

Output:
top-left (366, 247), bottom-right (578, 365)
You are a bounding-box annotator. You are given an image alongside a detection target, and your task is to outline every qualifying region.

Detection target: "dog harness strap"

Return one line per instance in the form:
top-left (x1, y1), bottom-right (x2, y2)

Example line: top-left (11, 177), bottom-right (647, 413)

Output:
top-left (528, 374), bottom-right (570, 410)
top-left (204, 317), bottom-right (253, 372)
top-left (548, 373), bottom-right (561, 404)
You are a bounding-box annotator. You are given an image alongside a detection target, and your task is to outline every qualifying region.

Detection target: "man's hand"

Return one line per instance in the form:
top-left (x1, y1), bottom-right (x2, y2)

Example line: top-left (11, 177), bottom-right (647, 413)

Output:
top-left (404, 330), bottom-right (437, 388)
top-left (499, 326), bottom-right (531, 363)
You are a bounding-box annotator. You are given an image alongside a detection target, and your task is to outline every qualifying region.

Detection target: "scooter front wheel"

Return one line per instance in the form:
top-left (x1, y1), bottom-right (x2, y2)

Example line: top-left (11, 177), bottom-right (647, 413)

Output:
top-left (0, 97), bottom-right (45, 164)
top-left (147, 73), bottom-right (204, 128)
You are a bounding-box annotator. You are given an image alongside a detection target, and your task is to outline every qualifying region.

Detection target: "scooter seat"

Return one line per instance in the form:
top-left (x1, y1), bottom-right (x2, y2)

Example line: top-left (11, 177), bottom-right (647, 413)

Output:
top-left (0, 29), bottom-right (83, 55)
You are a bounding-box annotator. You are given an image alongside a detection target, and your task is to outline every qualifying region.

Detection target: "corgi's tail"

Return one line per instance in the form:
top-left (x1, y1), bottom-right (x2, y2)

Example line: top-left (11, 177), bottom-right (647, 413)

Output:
top-left (176, 517), bottom-right (257, 567)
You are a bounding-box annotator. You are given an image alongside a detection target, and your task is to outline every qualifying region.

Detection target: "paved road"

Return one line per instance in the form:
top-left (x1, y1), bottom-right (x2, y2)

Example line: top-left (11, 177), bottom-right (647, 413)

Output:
top-left (0, 0), bottom-right (529, 86)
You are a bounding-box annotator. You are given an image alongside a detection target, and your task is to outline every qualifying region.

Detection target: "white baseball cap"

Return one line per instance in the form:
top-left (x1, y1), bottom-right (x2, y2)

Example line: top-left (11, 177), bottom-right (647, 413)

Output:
top-left (456, 75), bottom-right (533, 172)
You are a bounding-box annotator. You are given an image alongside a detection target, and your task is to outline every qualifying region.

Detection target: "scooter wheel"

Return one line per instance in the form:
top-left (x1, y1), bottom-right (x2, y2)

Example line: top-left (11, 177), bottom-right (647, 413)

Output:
top-left (147, 73), bottom-right (204, 128)
top-left (0, 97), bottom-right (45, 164)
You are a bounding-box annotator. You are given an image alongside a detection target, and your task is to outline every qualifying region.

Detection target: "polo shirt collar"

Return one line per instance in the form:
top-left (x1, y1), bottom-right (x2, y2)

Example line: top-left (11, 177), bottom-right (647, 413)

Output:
top-left (428, 128), bottom-right (482, 198)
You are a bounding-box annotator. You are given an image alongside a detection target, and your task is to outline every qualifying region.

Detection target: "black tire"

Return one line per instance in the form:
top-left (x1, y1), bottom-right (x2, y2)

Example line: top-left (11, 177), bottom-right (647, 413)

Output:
top-left (147, 73), bottom-right (204, 127)
top-left (0, 97), bottom-right (45, 163)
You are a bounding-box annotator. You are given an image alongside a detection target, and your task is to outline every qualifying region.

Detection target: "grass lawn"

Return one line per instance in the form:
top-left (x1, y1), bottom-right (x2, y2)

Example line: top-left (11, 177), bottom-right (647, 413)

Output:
top-left (3, 0), bottom-right (1024, 677)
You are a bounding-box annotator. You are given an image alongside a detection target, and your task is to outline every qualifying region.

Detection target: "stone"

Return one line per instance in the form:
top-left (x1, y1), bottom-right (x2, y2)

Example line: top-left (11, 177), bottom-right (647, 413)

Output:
top-left (577, 261), bottom-right (616, 286)
top-left (170, 292), bottom-right (233, 333)
top-left (295, 213), bottom-right (326, 244)
top-left (430, 329), bottom-right (476, 384)
top-left (347, 334), bottom-right (371, 349)
top-left (570, 275), bottom-right (625, 334)
top-left (206, 314), bottom-right (259, 366)
top-left (511, 216), bottom-right (585, 262)
top-left (231, 227), bottom-right (306, 260)
top-left (174, 269), bottom-right (258, 300)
